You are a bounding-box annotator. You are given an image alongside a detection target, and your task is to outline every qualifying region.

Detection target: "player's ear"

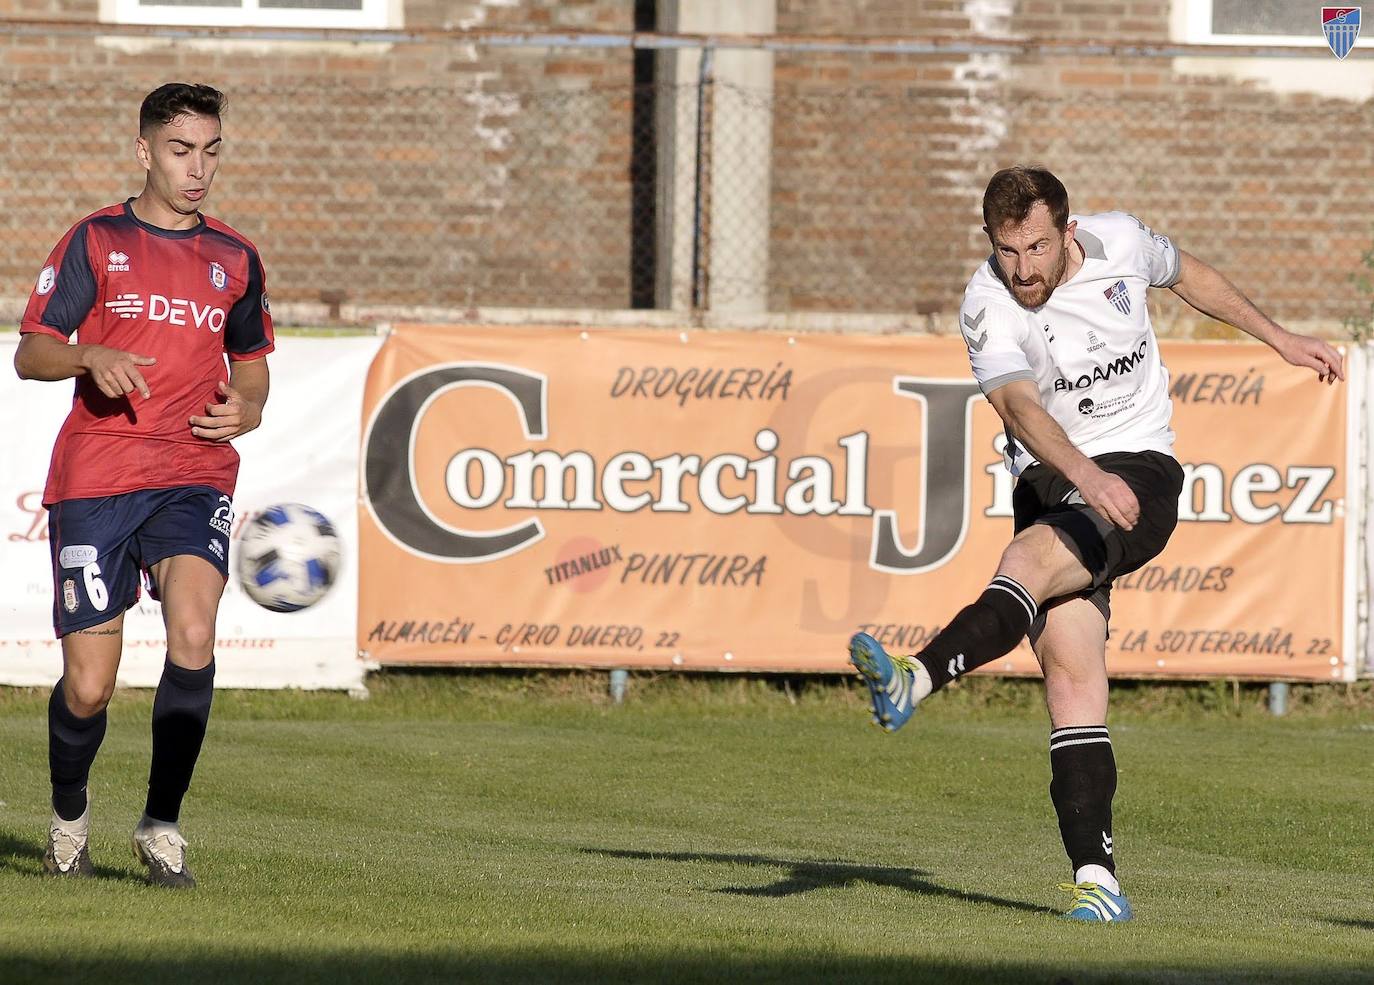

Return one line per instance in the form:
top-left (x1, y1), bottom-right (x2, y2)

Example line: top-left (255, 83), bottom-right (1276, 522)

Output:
top-left (1063, 218), bottom-right (1077, 247)
top-left (135, 134), bottom-right (151, 172)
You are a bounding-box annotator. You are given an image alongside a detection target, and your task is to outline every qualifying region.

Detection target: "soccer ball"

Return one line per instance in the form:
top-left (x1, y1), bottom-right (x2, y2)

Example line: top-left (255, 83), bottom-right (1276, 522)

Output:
top-left (236, 503), bottom-right (342, 612)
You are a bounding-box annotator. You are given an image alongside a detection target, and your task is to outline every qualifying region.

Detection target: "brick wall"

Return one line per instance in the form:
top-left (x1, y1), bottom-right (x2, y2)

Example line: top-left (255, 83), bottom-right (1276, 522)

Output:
top-left (774, 0), bottom-right (1172, 40)
top-left (0, 0), bottom-right (640, 319)
top-left (1, 0), bottom-right (1371, 335)
top-left (767, 0), bottom-right (1374, 334)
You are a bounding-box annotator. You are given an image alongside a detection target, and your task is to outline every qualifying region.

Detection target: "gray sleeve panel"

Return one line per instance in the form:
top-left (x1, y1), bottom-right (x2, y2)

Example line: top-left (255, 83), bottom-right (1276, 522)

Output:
top-left (1154, 237), bottom-right (1182, 288)
top-left (1074, 227), bottom-right (1107, 261)
top-left (979, 369), bottom-right (1037, 395)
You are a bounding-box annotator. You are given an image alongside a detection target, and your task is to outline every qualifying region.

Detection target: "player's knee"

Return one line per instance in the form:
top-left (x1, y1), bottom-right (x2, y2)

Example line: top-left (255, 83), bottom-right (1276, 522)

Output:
top-left (63, 677), bottom-right (114, 718)
top-left (1040, 649), bottom-right (1096, 687)
top-left (167, 619), bottom-right (216, 662)
top-left (1001, 528), bottom-right (1092, 600)
top-left (999, 528), bottom-right (1058, 579)
top-left (1012, 523), bottom-right (1061, 552)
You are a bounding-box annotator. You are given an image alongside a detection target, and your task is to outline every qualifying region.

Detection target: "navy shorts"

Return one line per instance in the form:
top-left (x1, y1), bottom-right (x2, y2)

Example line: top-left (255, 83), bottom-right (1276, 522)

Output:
top-left (46, 485), bottom-right (233, 637)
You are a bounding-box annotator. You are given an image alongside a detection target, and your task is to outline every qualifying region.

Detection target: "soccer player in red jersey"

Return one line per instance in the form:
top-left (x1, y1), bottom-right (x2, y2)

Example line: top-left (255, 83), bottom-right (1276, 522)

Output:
top-left (14, 83), bottom-right (274, 888)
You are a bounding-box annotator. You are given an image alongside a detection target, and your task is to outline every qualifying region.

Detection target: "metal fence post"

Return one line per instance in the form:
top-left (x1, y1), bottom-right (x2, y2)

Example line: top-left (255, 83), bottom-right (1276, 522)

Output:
top-left (690, 42), bottom-right (714, 314)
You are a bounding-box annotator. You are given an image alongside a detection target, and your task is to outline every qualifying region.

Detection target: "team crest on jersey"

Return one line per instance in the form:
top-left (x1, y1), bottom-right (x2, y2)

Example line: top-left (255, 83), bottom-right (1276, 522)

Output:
top-left (62, 579), bottom-right (78, 614)
top-left (209, 261), bottom-right (228, 291)
top-left (1323, 7), bottom-right (1361, 59)
top-left (1104, 279), bottom-right (1131, 316)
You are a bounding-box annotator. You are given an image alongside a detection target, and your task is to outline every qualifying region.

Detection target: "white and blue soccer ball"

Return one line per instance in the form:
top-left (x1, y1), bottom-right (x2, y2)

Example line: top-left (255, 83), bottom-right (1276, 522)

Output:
top-left (236, 503), bottom-right (342, 613)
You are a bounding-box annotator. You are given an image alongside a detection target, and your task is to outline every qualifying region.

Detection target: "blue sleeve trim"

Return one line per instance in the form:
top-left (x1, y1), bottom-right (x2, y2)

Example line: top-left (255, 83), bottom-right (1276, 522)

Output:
top-left (40, 222), bottom-right (97, 338)
top-left (224, 246), bottom-right (271, 355)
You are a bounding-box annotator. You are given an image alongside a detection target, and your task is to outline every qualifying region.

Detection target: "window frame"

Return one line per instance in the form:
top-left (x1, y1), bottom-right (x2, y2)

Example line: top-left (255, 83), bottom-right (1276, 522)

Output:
top-left (1181, 0), bottom-right (1368, 50)
top-left (107, 0), bottom-right (395, 30)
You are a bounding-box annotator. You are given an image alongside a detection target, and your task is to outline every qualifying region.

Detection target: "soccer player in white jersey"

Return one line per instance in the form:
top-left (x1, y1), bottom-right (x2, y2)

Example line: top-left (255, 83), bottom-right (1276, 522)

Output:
top-left (849, 166), bottom-right (1343, 922)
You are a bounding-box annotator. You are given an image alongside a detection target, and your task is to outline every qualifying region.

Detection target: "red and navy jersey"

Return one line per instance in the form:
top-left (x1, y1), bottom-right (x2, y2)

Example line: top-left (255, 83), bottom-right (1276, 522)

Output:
top-left (21, 199), bottom-right (275, 504)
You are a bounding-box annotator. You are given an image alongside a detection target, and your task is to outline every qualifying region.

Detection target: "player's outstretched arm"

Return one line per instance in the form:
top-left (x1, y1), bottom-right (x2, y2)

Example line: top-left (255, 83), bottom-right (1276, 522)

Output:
top-left (14, 333), bottom-right (156, 398)
top-left (1169, 250), bottom-right (1344, 385)
top-left (189, 357), bottom-right (269, 443)
top-left (988, 380), bottom-right (1141, 531)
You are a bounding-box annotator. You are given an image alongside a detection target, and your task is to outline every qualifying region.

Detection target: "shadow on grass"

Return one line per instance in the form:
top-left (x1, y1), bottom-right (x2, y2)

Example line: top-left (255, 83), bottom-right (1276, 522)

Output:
top-left (0, 829), bottom-right (143, 884)
top-left (1, 949), bottom-right (1370, 985)
top-left (1324, 917), bottom-right (1374, 930)
top-left (0, 831), bottom-right (44, 877)
top-left (584, 847), bottom-right (1056, 915)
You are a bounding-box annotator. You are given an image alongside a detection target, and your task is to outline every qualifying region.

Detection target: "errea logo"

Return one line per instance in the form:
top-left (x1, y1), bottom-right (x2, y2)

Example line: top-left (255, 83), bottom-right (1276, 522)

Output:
top-left (103, 293), bottom-right (227, 332)
top-left (107, 251), bottom-right (130, 272)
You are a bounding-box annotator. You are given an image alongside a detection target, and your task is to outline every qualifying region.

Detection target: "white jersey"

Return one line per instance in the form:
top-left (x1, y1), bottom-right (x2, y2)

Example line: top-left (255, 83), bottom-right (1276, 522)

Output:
top-left (958, 211), bottom-right (1180, 476)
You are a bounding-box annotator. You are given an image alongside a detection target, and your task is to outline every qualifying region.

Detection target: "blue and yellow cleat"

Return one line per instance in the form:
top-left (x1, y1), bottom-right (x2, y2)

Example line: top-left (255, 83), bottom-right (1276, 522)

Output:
top-left (848, 632), bottom-right (921, 733)
top-left (1059, 882), bottom-right (1134, 923)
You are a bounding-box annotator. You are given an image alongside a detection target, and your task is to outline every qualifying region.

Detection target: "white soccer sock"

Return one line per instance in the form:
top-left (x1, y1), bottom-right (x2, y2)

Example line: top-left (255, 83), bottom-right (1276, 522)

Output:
top-left (136, 813), bottom-right (181, 836)
top-left (911, 660), bottom-right (934, 703)
top-left (1075, 864), bottom-right (1120, 895)
top-left (52, 792), bottom-right (90, 832)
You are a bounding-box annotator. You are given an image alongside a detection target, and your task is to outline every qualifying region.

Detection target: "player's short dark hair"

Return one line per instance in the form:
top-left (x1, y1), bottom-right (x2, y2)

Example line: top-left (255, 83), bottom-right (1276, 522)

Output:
top-left (982, 166), bottom-right (1070, 234)
top-left (139, 83), bottom-right (226, 134)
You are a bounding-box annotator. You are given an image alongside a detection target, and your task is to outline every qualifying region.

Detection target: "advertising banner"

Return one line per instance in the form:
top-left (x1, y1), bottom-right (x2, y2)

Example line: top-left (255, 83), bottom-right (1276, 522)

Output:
top-left (0, 334), bottom-right (377, 691)
top-left (359, 324), bottom-right (1358, 681)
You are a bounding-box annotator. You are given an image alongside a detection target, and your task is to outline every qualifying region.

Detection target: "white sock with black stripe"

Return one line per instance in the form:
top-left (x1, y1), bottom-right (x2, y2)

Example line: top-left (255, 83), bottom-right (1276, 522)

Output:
top-left (914, 575), bottom-right (1038, 691)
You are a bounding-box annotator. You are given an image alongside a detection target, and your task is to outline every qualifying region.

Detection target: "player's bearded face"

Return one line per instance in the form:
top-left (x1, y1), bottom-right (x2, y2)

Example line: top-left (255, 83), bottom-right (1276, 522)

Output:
top-left (138, 112), bottom-right (222, 216)
top-left (989, 206), bottom-right (1074, 310)
top-left (1006, 241), bottom-right (1067, 309)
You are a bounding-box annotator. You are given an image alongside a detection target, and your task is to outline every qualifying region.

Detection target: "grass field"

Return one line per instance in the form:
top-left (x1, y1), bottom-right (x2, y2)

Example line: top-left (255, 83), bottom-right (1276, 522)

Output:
top-left (1, 673), bottom-right (1371, 985)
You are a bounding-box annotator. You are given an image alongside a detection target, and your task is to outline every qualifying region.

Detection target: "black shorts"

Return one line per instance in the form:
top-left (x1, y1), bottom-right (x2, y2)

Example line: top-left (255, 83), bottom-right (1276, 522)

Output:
top-left (1012, 450), bottom-right (1184, 639)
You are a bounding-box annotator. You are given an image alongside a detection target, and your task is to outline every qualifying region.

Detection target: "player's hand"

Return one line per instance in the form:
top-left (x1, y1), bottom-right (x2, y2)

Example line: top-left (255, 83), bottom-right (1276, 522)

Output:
top-left (1075, 467), bottom-right (1140, 531)
top-left (1276, 330), bottom-right (1345, 385)
top-left (80, 345), bottom-right (155, 399)
top-left (190, 380), bottom-right (262, 442)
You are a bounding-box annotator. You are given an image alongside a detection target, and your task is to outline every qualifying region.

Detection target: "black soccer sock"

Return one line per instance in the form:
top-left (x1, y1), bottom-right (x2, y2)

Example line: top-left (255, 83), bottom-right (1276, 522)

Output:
top-left (145, 656), bottom-right (216, 825)
top-left (1049, 725), bottom-right (1117, 876)
top-left (49, 679), bottom-right (108, 822)
top-left (914, 575), bottom-right (1037, 692)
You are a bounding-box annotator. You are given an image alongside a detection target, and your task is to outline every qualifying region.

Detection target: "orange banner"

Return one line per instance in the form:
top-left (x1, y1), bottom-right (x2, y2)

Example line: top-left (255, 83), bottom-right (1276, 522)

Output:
top-left (359, 325), bottom-right (1354, 681)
